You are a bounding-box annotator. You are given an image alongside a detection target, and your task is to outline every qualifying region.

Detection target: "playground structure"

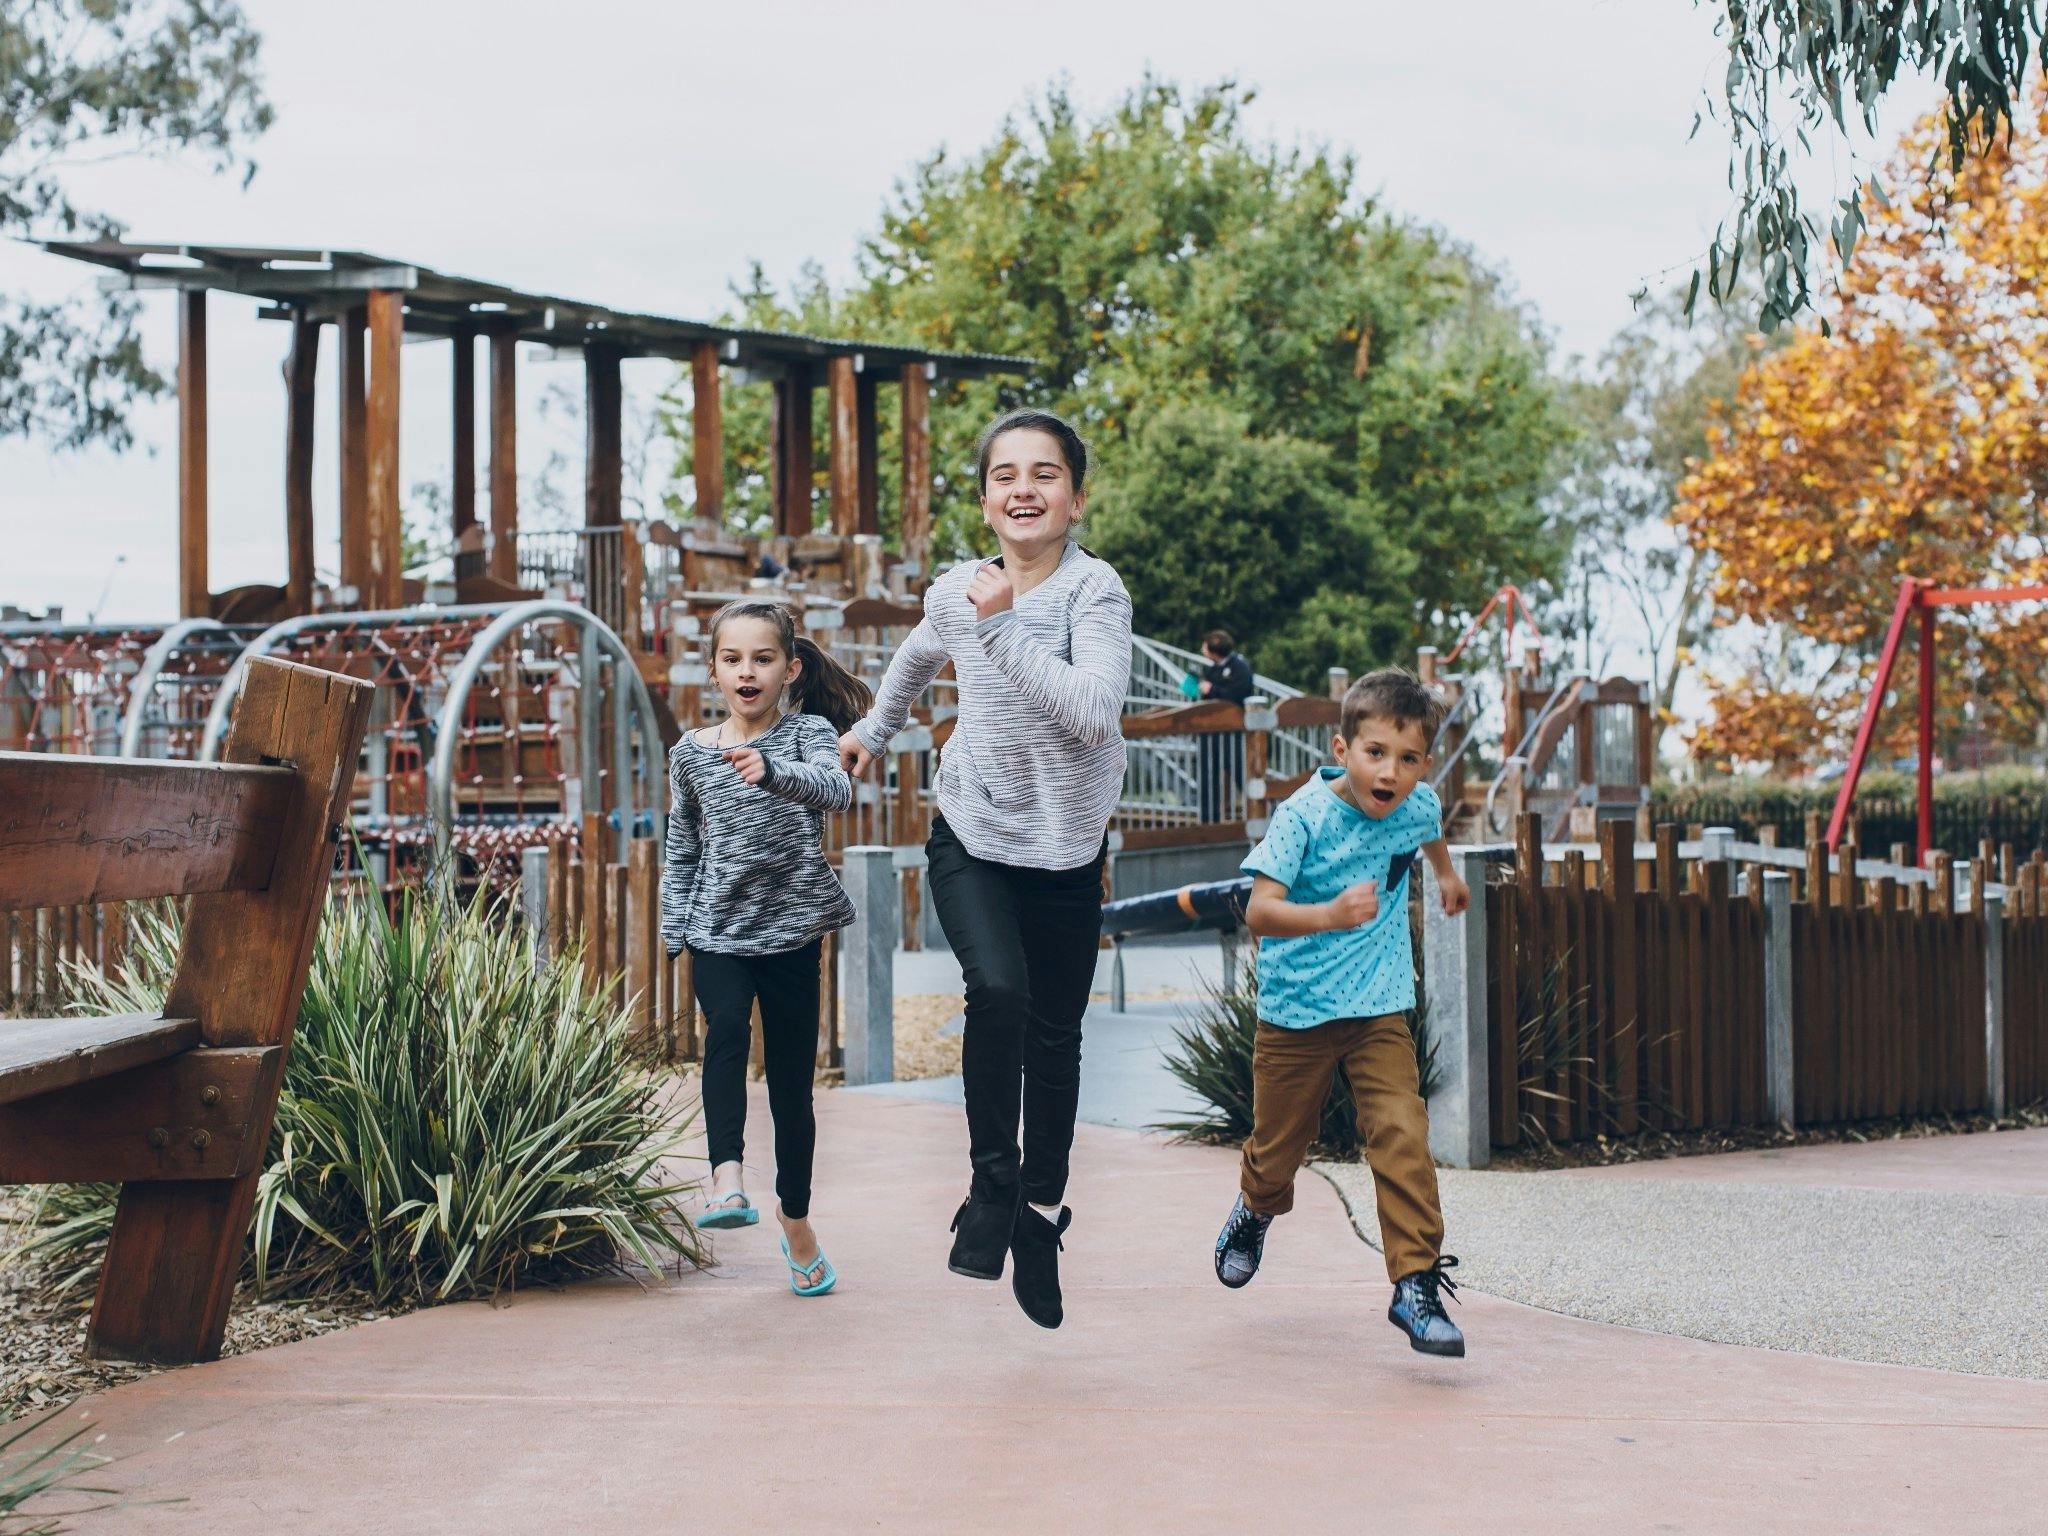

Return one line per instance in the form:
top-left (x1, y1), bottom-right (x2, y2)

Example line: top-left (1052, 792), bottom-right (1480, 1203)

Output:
top-left (40, 240), bottom-right (1031, 624)
top-left (5, 239), bottom-right (1670, 1061)
top-left (1828, 574), bottom-right (2048, 861)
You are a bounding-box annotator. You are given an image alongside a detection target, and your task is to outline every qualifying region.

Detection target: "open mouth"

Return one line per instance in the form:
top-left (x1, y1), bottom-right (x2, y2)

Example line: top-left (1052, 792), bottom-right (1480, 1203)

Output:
top-left (1005, 507), bottom-right (1045, 525)
top-left (735, 685), bottom-right (763, 703)
top-left (1370, 787), bottom-right (1397, 805)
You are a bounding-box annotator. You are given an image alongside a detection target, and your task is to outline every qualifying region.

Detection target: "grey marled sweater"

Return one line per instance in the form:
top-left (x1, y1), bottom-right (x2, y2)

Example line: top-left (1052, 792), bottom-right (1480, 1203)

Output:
top-left (660, 711), bottom-right (855, 956)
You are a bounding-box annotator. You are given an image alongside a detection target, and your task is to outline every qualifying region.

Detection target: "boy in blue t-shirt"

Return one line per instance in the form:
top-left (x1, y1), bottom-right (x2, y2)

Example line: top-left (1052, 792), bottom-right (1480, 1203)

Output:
top-left (1213, 668), bottom-right (1472, 1357)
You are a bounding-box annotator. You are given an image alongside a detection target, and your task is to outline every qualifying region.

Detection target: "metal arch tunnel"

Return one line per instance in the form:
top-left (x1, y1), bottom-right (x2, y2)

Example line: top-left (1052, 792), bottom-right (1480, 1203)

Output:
top-left (167, 599), bottom-right (666, 859)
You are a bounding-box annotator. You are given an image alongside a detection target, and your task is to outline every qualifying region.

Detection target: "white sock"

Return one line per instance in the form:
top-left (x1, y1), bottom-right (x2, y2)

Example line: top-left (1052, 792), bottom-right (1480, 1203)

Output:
top-left (1030, 1201), bottom-right (1063, 1223)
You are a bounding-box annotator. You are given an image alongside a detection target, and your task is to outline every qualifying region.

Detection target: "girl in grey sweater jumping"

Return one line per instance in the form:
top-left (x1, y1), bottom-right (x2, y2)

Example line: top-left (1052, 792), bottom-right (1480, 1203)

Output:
top-left (662, 598), bottom-right (871, 1298)
top-left (841, 409), bottom-right (1132, 1330)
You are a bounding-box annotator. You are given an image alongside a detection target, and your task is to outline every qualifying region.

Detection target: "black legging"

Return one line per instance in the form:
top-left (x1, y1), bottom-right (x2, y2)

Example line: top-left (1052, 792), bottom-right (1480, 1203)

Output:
top-left (690, 941), bottom-right (822, 1220)
top-left (925, 816), bottom-right (1106, 1208)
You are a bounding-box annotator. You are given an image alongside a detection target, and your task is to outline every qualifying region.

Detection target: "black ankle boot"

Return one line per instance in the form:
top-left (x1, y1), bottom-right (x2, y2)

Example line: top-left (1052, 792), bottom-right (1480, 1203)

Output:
top-left (948, 1178), bottom-right (1020, 1280)
top-left (1009, 1203), bottom-right (1071, 1330)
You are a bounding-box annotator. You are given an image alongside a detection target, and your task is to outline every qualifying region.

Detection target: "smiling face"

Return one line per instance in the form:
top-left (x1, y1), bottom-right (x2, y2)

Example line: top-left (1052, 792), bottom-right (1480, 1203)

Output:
top-left (981, 427), bottom-right (1082, 558)
top-left (1331, 713), bottom-right (1433, 820)
top-left (710, 614), bottom-right (799, 727)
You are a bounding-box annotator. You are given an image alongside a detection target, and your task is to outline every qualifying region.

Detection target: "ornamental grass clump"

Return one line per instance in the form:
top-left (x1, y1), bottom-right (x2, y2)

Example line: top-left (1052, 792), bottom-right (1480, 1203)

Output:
top-left (6, 884), bottom-right (702, 1308)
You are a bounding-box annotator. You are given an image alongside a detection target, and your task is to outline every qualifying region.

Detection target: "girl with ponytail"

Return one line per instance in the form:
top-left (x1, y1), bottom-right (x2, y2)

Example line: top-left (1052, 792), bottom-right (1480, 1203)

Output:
top-left (660, 599), bottom-right (873, 1297)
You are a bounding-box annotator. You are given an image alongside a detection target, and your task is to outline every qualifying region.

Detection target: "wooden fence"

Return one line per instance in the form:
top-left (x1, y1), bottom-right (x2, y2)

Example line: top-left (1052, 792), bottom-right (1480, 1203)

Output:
top-left (3, 817), bottom-right (846, 1077)
top-left (523, 816), bottom-right (843, 1072)
top-left (1447, 816), bottom-right (2048, 1160)
top-left (1485, 818), bottom-right (1770, 1148)
top-left (1, 903), bottom-right (130, 1016)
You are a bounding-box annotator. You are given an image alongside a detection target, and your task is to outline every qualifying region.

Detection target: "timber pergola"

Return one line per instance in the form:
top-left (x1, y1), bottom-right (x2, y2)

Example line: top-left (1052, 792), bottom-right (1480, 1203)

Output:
top-left (42, 240), bottom-right (1031, 620)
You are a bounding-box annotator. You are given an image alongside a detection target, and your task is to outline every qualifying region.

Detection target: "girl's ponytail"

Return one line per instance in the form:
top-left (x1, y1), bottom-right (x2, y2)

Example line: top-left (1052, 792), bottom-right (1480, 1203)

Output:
top-left (791, 635), bottom-right (873, 736)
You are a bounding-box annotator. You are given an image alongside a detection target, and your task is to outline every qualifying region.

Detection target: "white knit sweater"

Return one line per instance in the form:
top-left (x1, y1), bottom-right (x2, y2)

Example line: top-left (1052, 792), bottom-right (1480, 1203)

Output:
top-left (851, 541), bottom-right (1132, 870)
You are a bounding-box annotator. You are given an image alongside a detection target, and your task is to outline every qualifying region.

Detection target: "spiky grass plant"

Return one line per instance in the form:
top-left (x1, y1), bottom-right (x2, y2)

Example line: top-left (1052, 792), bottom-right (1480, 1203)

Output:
top-left (5, 883), bottom-right (703, 1309)
top-left (1513, 950), bottom-right (1665, 1144)
top-left (0, 1415), bottom-right (115, 1533)
top-left (1154, 946), bottom-right (1439, 1158)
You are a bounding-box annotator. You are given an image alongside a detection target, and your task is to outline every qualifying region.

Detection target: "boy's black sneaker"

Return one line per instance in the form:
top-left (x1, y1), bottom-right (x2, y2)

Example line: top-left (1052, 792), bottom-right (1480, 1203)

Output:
top-left (948, 1178), bottom-right (1020, 1280)
top-left (1214, 1193), bottom-right (1273, 1288)
top-left (1009, 1203), bottom-right (1071, 1329)
top-left (1388, 1256), bottom-right (1465, 1357)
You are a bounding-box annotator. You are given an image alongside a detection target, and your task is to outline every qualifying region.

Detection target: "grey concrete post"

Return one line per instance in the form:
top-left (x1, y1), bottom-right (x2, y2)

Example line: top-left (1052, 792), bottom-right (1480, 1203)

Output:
top-left (521, 845), bottom-right (550, 966)
top-left (1424, 846), bottom-right (1506, 1169)
top-left (839, 846), bottom-right (897, 1086)
top-left (1701, 825), bottom-right (1737, 865)
top-left (1984, 891), bottom-right (2008, 1118)
top-left (1761, 871), bottom-right (1795, 1128)
top-left (1219, 927), bottom-right (1245, 988)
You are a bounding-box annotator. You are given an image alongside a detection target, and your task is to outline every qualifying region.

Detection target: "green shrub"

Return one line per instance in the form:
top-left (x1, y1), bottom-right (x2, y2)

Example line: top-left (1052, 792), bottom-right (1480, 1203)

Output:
top-left (1154, 945), bottom-right (1439, 1157)
top-left (5, 885), bottom-right (704, 1308)
top-left (1654, 768), bottom-right (2048, 857)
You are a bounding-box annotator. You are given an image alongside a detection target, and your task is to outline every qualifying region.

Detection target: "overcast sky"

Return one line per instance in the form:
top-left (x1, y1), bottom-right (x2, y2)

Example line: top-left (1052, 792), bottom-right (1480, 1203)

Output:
top-left (1, 0), bottom-right (1930, 624)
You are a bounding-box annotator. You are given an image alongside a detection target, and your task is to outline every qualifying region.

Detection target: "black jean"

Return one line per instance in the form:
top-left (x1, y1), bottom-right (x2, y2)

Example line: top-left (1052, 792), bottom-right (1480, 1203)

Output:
top-left (925, 816), bottom-right (1107, 1207)
top-left (690, 940), bottom-right (822, 1220)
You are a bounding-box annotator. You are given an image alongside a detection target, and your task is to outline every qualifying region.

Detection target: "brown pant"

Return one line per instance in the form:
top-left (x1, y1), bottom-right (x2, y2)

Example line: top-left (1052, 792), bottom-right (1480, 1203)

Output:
top-left (1238, 1014), bottom-right (1444, 1282)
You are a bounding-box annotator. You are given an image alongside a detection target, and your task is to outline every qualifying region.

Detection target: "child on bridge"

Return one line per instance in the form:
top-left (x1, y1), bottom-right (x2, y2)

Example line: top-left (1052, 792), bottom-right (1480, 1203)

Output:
top-left (661, 598), bottom-right (872, 1299)
top-left (1213, 667), bottom-right (1472, 1356)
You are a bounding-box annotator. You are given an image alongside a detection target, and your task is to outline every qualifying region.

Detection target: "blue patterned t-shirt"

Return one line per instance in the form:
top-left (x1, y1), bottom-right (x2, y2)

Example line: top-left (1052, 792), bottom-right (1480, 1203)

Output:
top-left (1241, 770), bottom-right (1441, 1028)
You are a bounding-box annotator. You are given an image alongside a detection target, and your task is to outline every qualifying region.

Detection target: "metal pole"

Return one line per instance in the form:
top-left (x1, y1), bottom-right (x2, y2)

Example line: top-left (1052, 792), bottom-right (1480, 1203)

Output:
top-left (610, 649), bottom-right (632, 862)
top-left (578, 625), bottom-right (600, 835)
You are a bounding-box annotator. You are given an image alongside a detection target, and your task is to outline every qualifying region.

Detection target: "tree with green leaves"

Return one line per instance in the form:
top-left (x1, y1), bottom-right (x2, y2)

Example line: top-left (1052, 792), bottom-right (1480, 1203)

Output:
top-left (662, 79), bottom-right (1573, 688)
top-left (1557, 272), bottom-right (1782, 750)
top-left (1698, 1), bottom-right (2047, 332)
top-left (1088, 404), bottom-right (1413, 686)
top-left (1, 0), bottom-right (272, 450)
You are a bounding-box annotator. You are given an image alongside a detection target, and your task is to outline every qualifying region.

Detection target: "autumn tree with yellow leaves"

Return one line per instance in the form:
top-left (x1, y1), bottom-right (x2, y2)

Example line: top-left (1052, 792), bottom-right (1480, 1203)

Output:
top-left (1674, 88), bottom-right (2048, 774)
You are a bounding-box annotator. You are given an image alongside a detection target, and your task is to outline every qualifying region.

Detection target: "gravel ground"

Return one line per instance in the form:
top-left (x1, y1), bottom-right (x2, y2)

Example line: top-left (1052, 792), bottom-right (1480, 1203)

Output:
top-left (1315, 1159), bottom-right (2048, 1379)
top-left (1, 1256), bottom-right (405, 1424)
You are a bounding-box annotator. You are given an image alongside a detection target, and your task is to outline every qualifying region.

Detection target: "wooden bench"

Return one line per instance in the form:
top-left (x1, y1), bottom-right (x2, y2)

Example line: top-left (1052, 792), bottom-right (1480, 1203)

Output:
top-left (0, 656), bottom-right (373, 1364)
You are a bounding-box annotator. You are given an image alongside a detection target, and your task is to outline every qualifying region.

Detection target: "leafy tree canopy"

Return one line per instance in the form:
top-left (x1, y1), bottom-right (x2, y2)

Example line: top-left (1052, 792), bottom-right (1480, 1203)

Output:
top-left (1699, 1), bottom-right (2048, 333)
top-left (1, 0), bottom-right (272, 450)
top-left (663, 78), bottom-right (1573, 688)
top-left (1676, 85), bottom-right (2048, 772)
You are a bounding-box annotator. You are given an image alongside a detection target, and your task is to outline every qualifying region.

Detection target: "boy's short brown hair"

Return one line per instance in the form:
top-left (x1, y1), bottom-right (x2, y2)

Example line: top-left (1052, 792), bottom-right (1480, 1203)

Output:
top-left (1340, 667), bottom-right (1444, 743)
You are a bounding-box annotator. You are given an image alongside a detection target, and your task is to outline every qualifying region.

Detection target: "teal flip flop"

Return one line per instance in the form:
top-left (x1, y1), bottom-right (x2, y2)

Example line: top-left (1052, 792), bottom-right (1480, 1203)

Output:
top-left (697, 1190), bottom-right (759, 1231)
top-left (779, 1234), bottom-right (837, 1298)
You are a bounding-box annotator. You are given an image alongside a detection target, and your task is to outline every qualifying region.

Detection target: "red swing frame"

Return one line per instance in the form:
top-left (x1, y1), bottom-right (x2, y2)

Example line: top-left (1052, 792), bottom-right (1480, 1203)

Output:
top-left (1826, 576), bottom-right (2048, 858)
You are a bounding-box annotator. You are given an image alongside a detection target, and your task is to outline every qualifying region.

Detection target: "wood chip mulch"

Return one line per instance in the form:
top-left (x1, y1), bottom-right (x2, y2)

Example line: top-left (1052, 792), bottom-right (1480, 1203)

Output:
top-left (1, 1251), bottom-right (410, 1426)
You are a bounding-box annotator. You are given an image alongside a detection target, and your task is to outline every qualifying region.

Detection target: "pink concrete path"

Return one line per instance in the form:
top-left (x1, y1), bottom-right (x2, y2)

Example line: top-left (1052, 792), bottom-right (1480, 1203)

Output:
top-left (33, 1089), bottom-right (2048, 1533)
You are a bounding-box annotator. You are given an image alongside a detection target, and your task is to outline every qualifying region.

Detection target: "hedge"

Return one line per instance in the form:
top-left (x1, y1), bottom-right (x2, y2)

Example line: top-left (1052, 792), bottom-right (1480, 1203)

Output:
top-left (1653, 767), bottom-right (2048, 858)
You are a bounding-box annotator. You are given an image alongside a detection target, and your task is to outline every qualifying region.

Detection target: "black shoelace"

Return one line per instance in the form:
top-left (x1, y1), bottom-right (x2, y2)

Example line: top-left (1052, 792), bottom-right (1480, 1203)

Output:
top-left (1413, 1256), bottom-right (1461, 1318)
top-left (1225, 1204), bottom-right (1266, 1251)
